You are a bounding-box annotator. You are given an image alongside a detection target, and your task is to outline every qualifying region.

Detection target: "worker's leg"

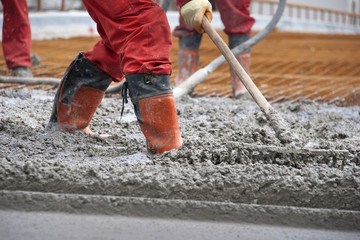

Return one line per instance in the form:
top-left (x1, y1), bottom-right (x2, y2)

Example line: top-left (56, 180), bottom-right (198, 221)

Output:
top-left (81, 2), bottom-right (124, 83)
top-left (125, 74), bottom-right (182, 154)
top-left (229, 35), bottom-right (251, 97)
top-left (47, 53), bottom-right (112, 134)
top-left (217, 0), bottom-right (255, 98)
top-left (173, 12), bottom-right (203, 87)
top-left (1, 0), bottom-right (32, 77)
top-left (48, 0), bottom-right (173, 135)
top-left (174, 33), bottom-right (202, 86)
top-left (47, 3), bottom-right (117, 134)
top-left (81, 0), bottom-right (182, 153)
top-left (83, 0), bottom-right (172, 76)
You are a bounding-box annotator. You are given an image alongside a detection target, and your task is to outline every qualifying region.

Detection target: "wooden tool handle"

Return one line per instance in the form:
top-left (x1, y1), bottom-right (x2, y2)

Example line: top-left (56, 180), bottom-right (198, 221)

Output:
top-left (201, 17), bottom-right (272, 114)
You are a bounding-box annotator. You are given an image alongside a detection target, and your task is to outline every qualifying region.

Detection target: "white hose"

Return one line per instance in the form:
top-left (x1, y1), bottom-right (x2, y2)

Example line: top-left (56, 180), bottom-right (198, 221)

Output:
top-left (0, 76), bottom-right (60, 85)
top-left (0, 75), bottom-right (123, 94)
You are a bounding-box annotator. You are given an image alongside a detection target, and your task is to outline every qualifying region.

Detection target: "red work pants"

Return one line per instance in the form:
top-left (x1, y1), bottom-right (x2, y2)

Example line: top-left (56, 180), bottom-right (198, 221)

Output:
top-left (1, 0), bottom-right (32, 69)
top-left (82, 0), bottom-right (173, 82)
top-left (173, 0), bottom-right (255, 37)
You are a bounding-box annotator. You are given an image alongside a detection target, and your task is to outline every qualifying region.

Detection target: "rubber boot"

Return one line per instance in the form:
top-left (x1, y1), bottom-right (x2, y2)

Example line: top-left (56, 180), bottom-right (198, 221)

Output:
top-left (229, 35), bottom-right (251, 98)
top-left (13, 66), bottom-right (33, 77)
top-left (125, 74), bottom-right (183, 154)
top-left (47, 53), bottom-right (112, 133)
top-left (174, 33), bottom-right (202, 87)
top-left (230, 53), bottom-right (251, 98)
top-left (174, 48), bottom-right (199, 86)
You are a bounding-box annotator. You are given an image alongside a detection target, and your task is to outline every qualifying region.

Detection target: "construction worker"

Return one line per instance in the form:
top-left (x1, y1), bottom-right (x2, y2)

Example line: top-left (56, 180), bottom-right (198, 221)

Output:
top-left (48, 0), bottom-right (213, 154)
top-left (1, 0), bottom-right (33, 77)
top-left (174, 0), bottom-right (255, 98)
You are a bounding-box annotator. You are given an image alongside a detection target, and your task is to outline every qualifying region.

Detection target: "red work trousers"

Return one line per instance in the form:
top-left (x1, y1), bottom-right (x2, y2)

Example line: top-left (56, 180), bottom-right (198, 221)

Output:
top-left (1, 0), bottom-right (32, 69)
top-left (82, 0), bottom-right (173, 82)
top-left (173, 0), bottom-right (255, 37)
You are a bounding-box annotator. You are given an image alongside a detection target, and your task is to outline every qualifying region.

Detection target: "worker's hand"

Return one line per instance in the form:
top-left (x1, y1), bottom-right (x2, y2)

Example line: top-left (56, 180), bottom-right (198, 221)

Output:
top-left (180, 0), bottom-right (212, 33)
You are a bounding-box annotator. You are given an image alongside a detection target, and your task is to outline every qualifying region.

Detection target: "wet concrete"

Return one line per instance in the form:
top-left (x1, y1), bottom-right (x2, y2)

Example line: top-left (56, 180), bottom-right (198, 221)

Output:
top-left (0, 88), bottom-right (360, 230)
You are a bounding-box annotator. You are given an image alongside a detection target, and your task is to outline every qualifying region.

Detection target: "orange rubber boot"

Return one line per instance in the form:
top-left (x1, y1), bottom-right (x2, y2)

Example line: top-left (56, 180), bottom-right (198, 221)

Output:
top-left (125, 74), bottom-right (183, 154)
top-left (174, 48), bottom-right (199, 87)
top-left (230, 53), bottom-right (251, 98)
top-left (228, 34), bottom-right (252, 98)
top-left (56, 86), bottom-right (105, 133)
top-left (138, 93), bottom-right (183, 154)
top-left (47, 53), bottom-right (112, 133)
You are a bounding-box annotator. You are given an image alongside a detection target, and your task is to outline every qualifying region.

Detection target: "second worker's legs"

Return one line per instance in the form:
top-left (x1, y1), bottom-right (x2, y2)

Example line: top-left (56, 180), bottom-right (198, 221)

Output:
top-left (229, 34), bottom-right (251, 98)
top-left (217, 0), bottom-right (255, 98)
top-left (1, 0), bottom-right (32, 77)
top-left (174, 33), bottom-right (202, 87)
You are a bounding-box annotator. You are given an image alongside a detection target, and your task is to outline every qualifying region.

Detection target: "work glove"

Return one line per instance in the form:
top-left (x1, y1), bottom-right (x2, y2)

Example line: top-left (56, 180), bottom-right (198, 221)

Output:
top-left (180, 0), bottom-right (212, 33)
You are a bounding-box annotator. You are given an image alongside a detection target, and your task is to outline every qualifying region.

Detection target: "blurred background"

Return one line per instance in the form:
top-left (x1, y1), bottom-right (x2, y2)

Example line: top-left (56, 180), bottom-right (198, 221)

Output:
top-left (0, 0), bottom-right (359, 106)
